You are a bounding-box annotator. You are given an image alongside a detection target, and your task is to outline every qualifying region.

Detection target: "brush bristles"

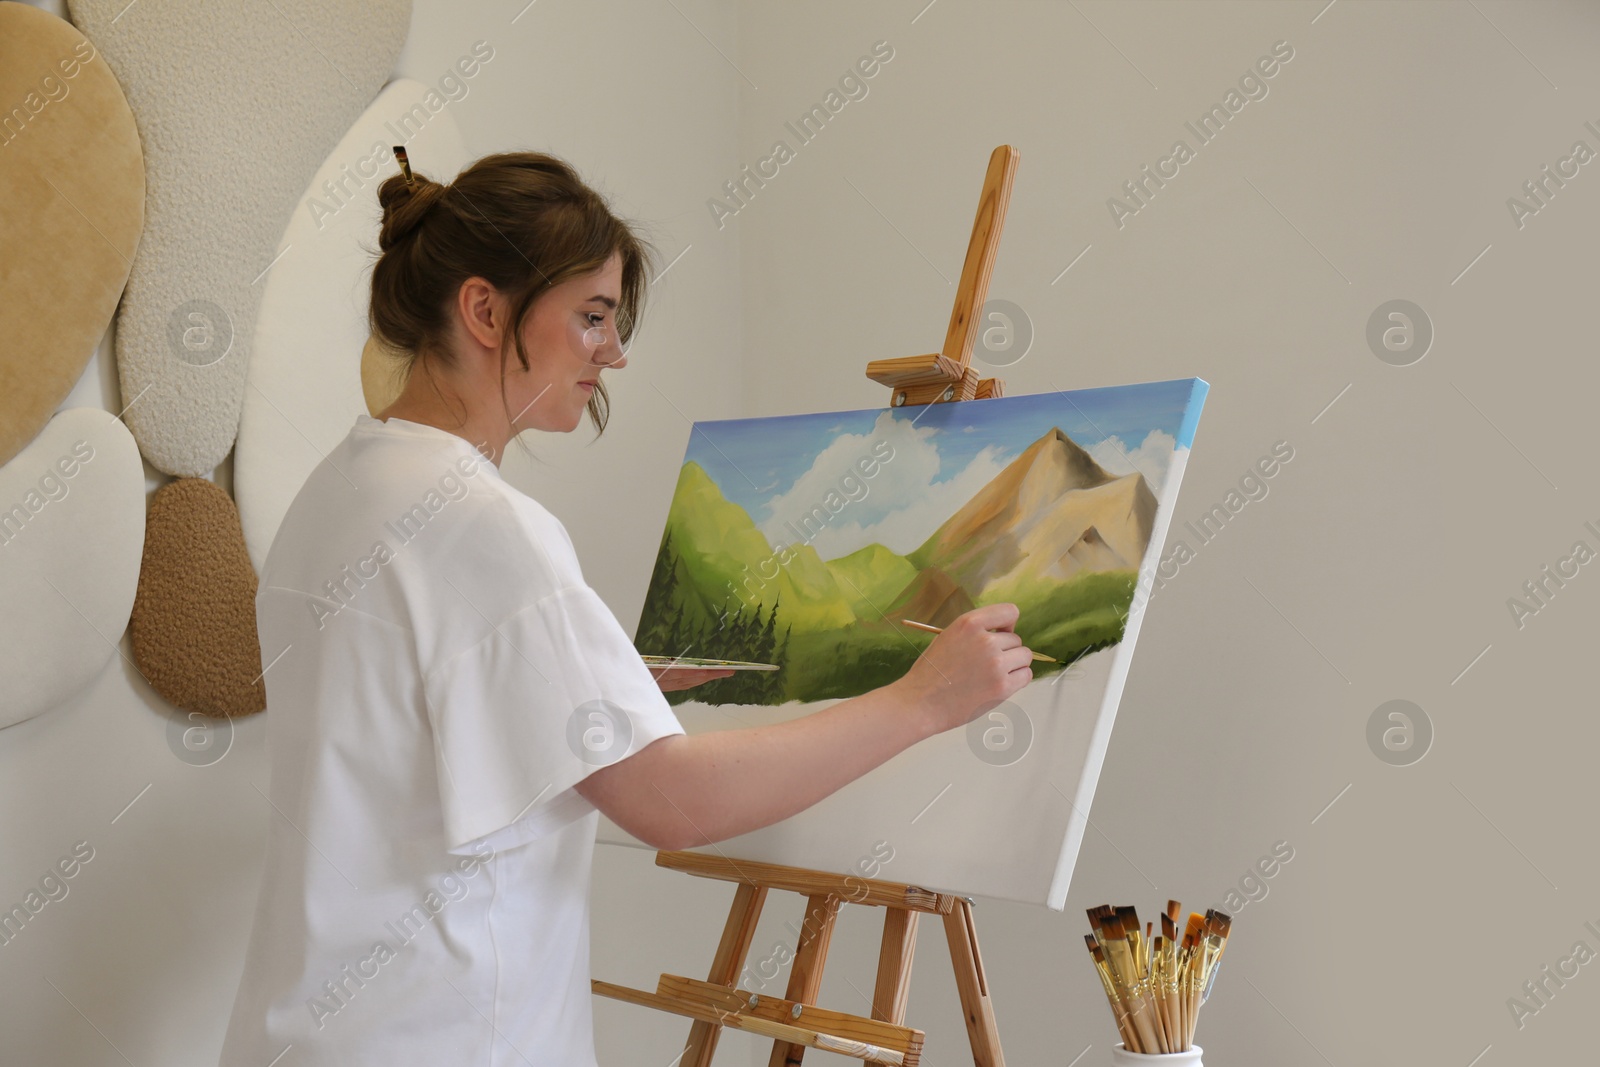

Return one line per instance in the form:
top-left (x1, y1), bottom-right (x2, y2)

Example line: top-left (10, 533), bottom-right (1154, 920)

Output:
top-left (1084, 901), bottom-right (1231, 1053)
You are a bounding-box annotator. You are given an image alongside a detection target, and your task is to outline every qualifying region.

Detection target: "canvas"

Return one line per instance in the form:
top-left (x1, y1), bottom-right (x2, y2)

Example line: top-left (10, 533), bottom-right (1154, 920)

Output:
top-left (610, 378), bottom-right (1209, 909)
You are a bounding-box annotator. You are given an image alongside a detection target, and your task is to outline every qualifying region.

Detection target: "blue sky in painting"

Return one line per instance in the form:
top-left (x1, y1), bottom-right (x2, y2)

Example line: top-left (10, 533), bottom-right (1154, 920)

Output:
top-left (681, 379), bottom-right (1208, 522)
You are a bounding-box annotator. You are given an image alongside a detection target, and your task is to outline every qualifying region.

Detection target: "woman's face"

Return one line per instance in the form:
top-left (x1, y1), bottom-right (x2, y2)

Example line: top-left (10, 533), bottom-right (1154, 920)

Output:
top-left (506, 250), bottom-right (627, 433)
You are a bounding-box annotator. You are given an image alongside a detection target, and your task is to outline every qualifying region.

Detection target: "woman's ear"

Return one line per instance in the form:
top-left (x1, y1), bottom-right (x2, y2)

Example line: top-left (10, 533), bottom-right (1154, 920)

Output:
top-left (456, 276), bottom-right (506, 352)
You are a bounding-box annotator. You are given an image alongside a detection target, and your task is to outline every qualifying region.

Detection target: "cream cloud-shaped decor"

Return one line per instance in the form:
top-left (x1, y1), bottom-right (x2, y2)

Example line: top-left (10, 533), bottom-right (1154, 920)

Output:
top-left (0, 409), bottom-right (145, 730)
top-left (237, 78), bottom-right (469, 573)
top-left (0, 2), bottom-right (144, 469)
top-left (64, 0), bottom-right (411, 478)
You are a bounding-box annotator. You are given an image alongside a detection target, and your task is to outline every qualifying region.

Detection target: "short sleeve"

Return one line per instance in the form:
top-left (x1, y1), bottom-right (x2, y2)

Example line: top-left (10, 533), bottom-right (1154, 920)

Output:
top-left (421, 582), bottom-right (685, 854)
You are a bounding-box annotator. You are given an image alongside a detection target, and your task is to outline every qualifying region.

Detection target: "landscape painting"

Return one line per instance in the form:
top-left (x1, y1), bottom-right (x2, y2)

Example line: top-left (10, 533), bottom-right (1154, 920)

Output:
top-left (635, 379), bottom-right (1208, 707)
top-left (612, 378), bottom-right (1209, 910)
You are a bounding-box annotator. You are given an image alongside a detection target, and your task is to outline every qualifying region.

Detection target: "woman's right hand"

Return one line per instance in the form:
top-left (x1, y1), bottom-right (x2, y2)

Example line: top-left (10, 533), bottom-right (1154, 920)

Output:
top-left (895, 603), bottom-right (1035, 735)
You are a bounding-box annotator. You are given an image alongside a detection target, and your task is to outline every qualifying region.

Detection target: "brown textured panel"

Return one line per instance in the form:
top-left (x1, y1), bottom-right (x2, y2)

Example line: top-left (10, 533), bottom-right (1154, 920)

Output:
top-left (130, 478), bottom-right (265, 717)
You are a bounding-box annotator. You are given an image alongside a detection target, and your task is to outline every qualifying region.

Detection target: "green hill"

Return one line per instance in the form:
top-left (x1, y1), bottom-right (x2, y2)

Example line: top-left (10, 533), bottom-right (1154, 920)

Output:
top-left (663, 461), bottom-right (855, 632)
top-left (824, 542), bottom-right (918, 619)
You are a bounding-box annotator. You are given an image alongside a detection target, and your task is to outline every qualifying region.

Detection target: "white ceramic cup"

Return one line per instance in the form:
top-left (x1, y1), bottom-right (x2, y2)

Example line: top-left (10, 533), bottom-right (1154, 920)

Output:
top-left (1111, 1043), bottom-right (1203, 1066)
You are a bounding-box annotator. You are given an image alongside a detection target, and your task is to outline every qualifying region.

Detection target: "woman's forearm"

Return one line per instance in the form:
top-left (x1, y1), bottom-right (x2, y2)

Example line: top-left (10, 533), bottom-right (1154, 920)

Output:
top-left (581, 679), bottom-right (940, 849)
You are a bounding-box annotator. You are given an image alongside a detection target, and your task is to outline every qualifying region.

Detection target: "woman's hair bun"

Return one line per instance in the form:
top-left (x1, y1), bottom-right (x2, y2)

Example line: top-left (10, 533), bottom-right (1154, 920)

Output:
top-left (377, 173), bottom-right (449, 251)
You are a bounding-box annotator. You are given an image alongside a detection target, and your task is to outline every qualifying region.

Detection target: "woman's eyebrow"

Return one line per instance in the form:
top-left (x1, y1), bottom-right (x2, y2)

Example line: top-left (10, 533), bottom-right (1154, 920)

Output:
top-left (587, 295), bottom-right (618, 308)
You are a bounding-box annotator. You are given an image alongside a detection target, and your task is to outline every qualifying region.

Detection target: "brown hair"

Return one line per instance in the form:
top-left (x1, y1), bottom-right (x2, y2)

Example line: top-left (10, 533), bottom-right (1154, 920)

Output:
top-left (367, 150), bottom-right (656, 439)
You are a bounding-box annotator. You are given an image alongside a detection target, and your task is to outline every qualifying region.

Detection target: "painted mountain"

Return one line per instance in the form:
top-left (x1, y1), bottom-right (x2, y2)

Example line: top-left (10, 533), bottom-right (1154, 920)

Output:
top-left (635, 421), bottom-right (1159, 706)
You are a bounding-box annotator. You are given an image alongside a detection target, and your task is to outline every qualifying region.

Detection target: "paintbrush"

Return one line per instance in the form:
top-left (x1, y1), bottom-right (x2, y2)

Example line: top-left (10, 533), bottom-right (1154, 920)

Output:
top-left (1141, 918), bottom-right (1172, 1052)
top-left (1182, 911), bottom-right (1206, 1047)
top-left (1085, 934), bottom-right (1139, 1050)
top-left (1163, 901), bottom-right (1182, 1045)
top-left (899, 619), bottom-right (1059, 662)
top-left (1199, 911), bottom-right (1231, 1006)
top-left (1096, 909), bottom-right (1162, 1054)
top-left (1088, 909), bottom-right (1141, 1051)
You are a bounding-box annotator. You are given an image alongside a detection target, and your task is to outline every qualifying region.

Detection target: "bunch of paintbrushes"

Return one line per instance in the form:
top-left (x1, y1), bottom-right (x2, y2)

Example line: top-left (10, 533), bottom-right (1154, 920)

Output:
top-left (1084, 902), bottom-right (1231, 1054)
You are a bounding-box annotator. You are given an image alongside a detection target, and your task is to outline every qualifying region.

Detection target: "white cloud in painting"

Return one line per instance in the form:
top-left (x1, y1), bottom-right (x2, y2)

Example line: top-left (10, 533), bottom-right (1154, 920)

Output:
top-left (823, 446), bottom-right (1011, 558)
top-left (759, 410), bottom-right (1015, 559)
top-left (1087, 429), bottom-right (1178, 493)
top-left (760, 411), bottom-right (935, 531)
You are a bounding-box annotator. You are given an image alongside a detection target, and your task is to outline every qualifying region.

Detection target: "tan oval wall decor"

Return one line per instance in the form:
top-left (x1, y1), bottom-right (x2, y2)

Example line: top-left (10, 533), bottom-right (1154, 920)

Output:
top-left (0, 3), bottom-right (144, 469)
top-left (361, 333), bottom-right (411, 419)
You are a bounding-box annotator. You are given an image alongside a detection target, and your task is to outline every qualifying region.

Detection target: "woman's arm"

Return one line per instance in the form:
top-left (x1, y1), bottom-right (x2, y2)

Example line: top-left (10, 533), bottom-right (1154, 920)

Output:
top-left (574, 602), bottom-right (1035, 850)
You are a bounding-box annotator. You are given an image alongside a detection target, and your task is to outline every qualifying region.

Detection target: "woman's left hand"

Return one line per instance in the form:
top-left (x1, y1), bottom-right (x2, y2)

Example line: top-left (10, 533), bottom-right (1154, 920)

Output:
top-left (649, 666), bottom-right (736, 692)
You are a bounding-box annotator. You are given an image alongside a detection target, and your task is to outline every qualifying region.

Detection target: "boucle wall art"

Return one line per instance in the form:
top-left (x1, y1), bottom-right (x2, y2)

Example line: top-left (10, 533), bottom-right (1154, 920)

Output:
top-left (0, 409), bottom-right (145, 730)
top-left (0, 2), bottom-right (144, 468)
top-left (127, 477), bottom-right (267, 718)
top-left (64, 0), bottom-right (411, 478)
top-left (237, 77), bottom-right (470, 572)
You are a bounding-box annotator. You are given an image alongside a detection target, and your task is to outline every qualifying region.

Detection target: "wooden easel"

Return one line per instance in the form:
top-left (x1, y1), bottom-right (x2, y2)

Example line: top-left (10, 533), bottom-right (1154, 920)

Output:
top-left (592, 146), bottom-right (1021, 1066)
top-left (592, 851), bottom-right (1003, 1066)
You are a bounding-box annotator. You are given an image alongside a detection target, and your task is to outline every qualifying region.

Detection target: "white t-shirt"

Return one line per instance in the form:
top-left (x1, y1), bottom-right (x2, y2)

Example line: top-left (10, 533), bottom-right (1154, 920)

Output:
top-left (220, 413), bottom-right (684, 1067)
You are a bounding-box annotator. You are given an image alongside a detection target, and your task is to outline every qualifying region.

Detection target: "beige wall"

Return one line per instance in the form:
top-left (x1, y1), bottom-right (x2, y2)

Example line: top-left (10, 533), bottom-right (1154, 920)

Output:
top-left (707, 3), bottom-right (1600, 1064)
top-left (6, 1), bottom-right (1600, 1064)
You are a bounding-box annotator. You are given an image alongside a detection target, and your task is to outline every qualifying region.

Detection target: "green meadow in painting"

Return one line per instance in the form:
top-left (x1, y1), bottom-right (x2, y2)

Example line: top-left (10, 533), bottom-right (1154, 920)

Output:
top-left (634, 383), bottom-right (1202, 707)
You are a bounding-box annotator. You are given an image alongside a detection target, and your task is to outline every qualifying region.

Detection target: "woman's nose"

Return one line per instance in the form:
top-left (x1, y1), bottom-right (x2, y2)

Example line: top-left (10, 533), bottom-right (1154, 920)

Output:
top-left (598, 329), bottom-right (627, 369)
top-left (582, 326), bottom-right (627, 368)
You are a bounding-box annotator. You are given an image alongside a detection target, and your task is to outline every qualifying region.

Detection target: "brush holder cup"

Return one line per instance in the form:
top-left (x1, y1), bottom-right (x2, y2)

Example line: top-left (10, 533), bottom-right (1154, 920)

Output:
top-left (1111, 1045), bottom-right (1203, 1066)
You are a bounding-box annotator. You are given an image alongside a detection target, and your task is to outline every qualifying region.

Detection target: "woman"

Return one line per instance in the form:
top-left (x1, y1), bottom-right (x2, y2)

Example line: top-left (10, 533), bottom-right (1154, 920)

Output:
top-left (219, 150), bottom-right (1032, 1066)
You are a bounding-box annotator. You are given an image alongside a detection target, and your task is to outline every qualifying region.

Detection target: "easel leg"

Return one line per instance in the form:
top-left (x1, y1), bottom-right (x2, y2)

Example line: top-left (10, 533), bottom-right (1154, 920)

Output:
top-left (942, 899), bottom-right (1005, 1067)
top-left (684, 881), bottom-right (768, 1067)
top-left (872, 908), bottom-right (919, 1025)
top-left (766, 893), bottom-right (841, 1067)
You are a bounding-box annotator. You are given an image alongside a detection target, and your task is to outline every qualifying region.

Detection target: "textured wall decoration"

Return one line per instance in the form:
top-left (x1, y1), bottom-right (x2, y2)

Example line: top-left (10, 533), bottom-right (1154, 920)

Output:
top-left (64, 0), bottom-right (411, 479)
top-left (236, 78), bottom-right (468, 572)
top-left (0, 408), bottom-right (145, 729)
top-left (129, 478), bottom-right (267, 718)
top-left (0, 2), bottom-right (144, 468)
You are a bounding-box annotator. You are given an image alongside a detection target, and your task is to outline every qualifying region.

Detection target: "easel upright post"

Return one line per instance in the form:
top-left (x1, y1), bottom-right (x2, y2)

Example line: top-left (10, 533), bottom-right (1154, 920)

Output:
top-left (865, 144), bottom-right (1020, 407)
top-left (944, 899), bottom-right (1005, 1067)
top-left (683, 881), bottom-right (768, 1066)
